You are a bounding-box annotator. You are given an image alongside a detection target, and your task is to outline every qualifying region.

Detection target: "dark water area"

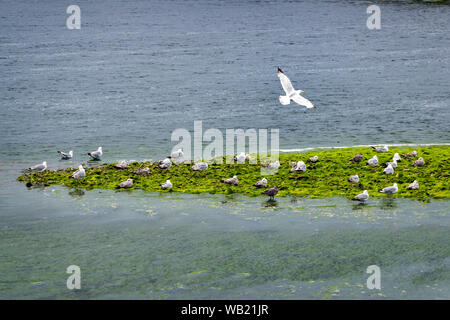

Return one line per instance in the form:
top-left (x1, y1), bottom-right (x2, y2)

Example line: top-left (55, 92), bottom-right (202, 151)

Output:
top-left (0, 0), bottom-right (449, 299)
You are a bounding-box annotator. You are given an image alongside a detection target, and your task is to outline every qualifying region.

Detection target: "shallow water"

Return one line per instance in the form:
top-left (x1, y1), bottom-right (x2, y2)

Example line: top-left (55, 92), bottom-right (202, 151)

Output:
top-left (0, 0), bottom-right (449, 299)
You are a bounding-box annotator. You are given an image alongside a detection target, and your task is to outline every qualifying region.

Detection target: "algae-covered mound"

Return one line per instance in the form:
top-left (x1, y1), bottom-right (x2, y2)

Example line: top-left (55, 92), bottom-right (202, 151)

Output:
top-left (17, 146), bottom-right (450, 201)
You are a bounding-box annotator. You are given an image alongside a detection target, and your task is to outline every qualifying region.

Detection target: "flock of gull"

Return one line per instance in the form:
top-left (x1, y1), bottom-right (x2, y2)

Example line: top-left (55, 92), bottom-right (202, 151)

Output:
top-left (25, 67), bottom-right (425, 201)
top-left (351, 146), bottom-right (424, 202)
top-left (27, 144), bottom-right (425, 201)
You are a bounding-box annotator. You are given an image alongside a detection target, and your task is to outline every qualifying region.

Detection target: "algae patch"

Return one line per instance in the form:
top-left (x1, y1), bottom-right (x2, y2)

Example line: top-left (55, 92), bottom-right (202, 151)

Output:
top-left (17, 146), bottom-right (450, 201)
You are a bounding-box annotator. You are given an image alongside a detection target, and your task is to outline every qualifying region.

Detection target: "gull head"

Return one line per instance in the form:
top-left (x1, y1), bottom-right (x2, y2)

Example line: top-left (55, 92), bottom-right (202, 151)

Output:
top-left (69, 150), bottom-right (74, 156)
top-left (277, 67), bottom-right (283, 74)
top-left (363, 190), bottom-right (369, 195)
top-left (78, 165), bottom-right (84, 170)
top-left (98, 147), bottom-right (102, 152)
top-left (43, 161), bottom-right (47, 166)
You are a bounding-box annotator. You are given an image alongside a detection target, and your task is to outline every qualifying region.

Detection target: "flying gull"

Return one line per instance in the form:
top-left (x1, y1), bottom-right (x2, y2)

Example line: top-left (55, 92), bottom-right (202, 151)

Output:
top-left (221, 175), bottom-right (239, 186)
top-left (367, 155), bottom-right (378, 167)
top-left (29, 161), bottom-right (47, 172)
top-left (88, 147), bottom-right (102, 160)
top-left (372, 145), bottom-right (389, 152)
top-left (380, 183), bottom-right (398, 195)
top-left (348, 175), bottom-right (359, 183)
top-left (383, 163), bottom-right (394, 175)
top-left (350, 153), bottom-right (363, 162)
top-left (254, 178), bottom-right (268, 188)
top-left (262, 186), bottom-right (279, 200)
top-left (117, 178), bottom-right (133, 189)
top-left (58, 150), bottom-right (73, 160)
top-left (160, 179), bottom-right (173, 190)
top-left (412, 157), bottom-right (425, 167)
top-left (352, 190), bottom-right (369, 202)
top-left (277, 67), bottom-right (316, 109)
top-left (70, 165), bottom-right (85, 179)
top-left (407, 180), bottom-right (419, 190)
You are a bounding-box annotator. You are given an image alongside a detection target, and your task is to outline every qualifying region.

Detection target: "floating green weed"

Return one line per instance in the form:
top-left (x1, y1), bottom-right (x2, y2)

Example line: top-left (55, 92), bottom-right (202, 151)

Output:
top-left (17, 146), bottom-right (450, 201)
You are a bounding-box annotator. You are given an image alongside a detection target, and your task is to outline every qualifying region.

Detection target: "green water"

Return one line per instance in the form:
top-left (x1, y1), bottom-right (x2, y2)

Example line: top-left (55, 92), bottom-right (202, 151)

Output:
top-left (1, 164), bottom-right (449, 299)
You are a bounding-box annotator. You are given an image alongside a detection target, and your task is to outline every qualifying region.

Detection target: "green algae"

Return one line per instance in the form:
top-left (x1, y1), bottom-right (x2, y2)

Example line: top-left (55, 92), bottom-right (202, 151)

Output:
top-left (17, 146), bottom-right (450, 201)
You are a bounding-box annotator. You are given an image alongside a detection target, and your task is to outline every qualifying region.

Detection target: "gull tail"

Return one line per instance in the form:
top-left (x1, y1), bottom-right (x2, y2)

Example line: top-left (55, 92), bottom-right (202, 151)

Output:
top-left (279, 95), bottom-right (290, 105)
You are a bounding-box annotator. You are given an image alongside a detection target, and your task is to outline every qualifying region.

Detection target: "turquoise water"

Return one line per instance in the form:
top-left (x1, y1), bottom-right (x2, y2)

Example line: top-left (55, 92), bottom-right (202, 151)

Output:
top-left (0, 0), bottom-right (449, 299)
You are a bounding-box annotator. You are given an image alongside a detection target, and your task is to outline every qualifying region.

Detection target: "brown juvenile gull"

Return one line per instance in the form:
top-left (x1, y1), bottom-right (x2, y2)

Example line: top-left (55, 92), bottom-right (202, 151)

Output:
top-left (133, 167), bottom-right (150, 175)
top-left (307, 155), bottom-right (319, 163)
top-left (352, 190), bottom-right (369, 202)
top-left (58, 150), bottom-right (73, 160)
top-left (117, 178), bottom-right (133, 189)
top-left (262, 186), bottom-right (278, 200)
top-left (113, 160), bottom-right (128, 169)
top-left (160, 179), bottom-right (173, 190)
top-left (290, 161), bottom-right (306, 173)
top-left (192, 162), bottom-right (208, 171)
top-left (29, 161), bottom-right (47, 172)
top-left (412, 157), bottom-right (425, 167)
top-left (348, 175), bottom-right (359, 183)
top-left (221, 175), bottom-right (239, 186)
top-left (401, 150), bottom-right (417, 158)
top-left (350, 153), bottom-right (363, 162)
top-left (407, 180), bottom-right (419, 190)
top-left (88, 147), bottom-right (102, 160)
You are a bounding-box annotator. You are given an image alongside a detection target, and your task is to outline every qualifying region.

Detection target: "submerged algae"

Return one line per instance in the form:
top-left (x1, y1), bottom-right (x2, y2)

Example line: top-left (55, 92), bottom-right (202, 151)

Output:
top-left (17, 146), bottom-right (450, 201)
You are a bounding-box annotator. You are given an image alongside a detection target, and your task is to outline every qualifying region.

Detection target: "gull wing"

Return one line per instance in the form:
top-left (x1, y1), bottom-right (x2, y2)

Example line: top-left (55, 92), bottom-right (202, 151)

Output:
top-left (291, 94), bottom-right (315, 109)
top-left (277, 71), bottom-right (295, 96)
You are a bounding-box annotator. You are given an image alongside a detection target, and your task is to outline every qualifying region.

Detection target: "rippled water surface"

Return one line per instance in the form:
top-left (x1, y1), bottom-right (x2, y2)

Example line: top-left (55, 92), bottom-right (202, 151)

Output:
top-left (0, 0), bottom-right (449, 299)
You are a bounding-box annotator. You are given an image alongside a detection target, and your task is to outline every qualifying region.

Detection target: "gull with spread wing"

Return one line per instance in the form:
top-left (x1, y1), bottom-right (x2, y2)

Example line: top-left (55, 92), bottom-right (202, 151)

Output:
top-left (277, 67), bottom-right (316, 109)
